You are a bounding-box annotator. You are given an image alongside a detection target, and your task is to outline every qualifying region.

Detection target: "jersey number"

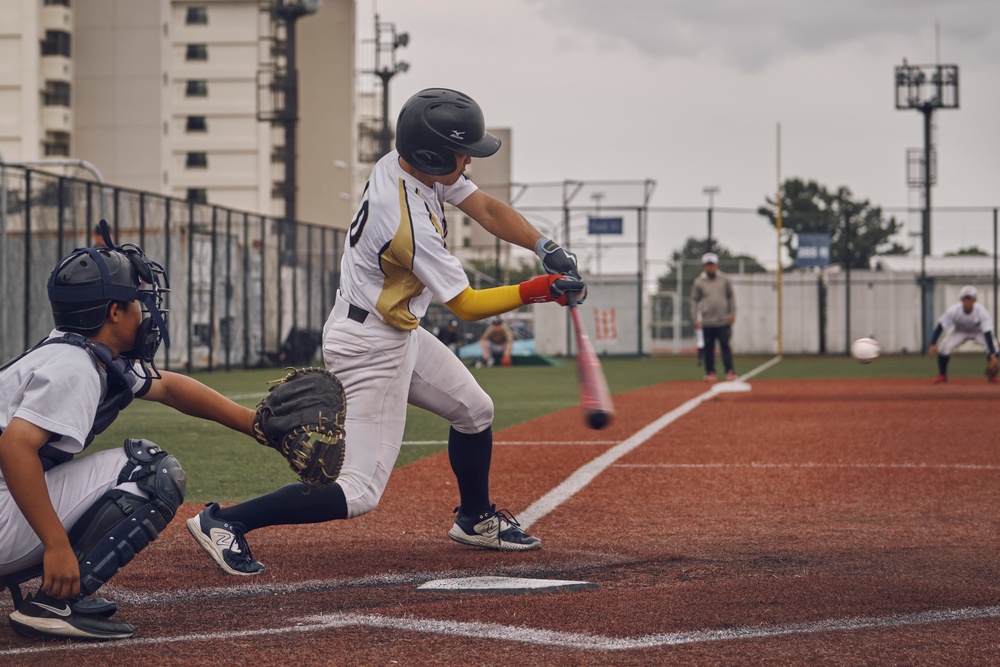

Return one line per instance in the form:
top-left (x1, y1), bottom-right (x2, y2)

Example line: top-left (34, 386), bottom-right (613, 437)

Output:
top-left (349, 200), bottom-right (369, 247)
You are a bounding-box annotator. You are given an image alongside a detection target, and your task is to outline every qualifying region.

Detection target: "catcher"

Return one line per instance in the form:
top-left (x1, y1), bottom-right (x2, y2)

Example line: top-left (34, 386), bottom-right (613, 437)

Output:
top-left (0, 223), bottom-right (263, 641)
top-left (928, 285), bottom-right (999, 384)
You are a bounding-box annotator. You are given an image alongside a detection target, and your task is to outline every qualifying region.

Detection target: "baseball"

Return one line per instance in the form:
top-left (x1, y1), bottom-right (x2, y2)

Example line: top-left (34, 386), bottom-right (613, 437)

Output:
top-left (850, 337), bottom-right (881, 363)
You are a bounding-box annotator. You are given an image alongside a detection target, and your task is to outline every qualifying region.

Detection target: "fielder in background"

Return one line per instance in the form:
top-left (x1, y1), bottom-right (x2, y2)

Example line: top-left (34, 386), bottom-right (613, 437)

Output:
top-left (187, 87), bottom-right (586, 575)
top-left (690, 252), bottom-right (737, 382)
top-left (478, 316), bottom-right (514, 367)
top-left (928, 285), bottom-right (999, 384)
top-left (438, 319), bottom-right (461, 356)
top-left (0, 224), bottom-right (258, 641)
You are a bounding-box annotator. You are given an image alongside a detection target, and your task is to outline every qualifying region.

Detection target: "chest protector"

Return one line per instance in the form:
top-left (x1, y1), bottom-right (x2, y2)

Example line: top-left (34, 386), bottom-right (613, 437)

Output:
top-left (0, 334), bottom-right (138, 470)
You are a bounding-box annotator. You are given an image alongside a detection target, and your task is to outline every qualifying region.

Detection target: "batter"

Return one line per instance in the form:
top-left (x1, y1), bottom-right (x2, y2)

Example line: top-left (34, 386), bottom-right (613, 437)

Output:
top-left (188, 87), bottom-right (587, 574)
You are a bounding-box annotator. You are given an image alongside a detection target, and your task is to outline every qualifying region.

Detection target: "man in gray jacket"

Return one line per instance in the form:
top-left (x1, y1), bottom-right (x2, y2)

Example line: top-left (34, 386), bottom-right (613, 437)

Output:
top-left (690, 252), bottom-right (737, 382)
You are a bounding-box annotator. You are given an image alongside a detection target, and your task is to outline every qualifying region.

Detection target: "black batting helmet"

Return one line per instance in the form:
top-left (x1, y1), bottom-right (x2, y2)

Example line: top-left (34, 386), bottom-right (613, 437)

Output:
top-left (395, 88), bottom-right (501, 175)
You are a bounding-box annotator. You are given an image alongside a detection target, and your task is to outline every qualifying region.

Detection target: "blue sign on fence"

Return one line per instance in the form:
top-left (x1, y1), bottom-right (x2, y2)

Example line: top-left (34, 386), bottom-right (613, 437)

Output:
top-left (795, 233), bottom-right (831, 268)
top-left (588, 217), bottom-right (623, 235)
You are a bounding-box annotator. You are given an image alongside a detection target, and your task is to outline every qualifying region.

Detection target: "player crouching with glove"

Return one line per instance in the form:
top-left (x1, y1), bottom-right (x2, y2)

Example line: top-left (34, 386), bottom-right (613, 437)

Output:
top-left (186, 88), bottom-right (585, 576)
top-left (0, 222), bottom-right (260, 641)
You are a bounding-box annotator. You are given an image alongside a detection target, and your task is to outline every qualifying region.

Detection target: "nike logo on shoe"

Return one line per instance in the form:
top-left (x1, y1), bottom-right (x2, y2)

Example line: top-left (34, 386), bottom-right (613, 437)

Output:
top-left (32, 601), bottom-right (72, 617)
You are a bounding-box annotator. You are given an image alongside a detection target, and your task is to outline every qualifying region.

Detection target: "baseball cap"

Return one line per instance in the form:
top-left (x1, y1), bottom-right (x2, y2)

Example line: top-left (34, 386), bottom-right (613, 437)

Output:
top-left (702, 252), bottom-right (719, 265)
top-left (491, 316), bottom-right (503, 324)
top-left (959, 285), bottom-right (977, 299)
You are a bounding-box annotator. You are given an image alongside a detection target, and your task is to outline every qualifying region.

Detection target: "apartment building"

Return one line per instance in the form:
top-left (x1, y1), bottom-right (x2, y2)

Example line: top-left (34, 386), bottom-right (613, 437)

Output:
top-left (0, 0), bottom-right (355, 228)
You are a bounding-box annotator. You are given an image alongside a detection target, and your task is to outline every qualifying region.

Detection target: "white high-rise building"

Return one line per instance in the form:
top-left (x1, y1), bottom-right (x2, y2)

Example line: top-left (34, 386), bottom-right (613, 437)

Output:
top-left (0, 0), bottom-right (356, 228)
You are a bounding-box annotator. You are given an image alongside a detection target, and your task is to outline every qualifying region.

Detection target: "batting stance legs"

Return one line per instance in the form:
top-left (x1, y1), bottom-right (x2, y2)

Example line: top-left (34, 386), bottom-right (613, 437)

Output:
top-left (194, 298), bottom-right (536, 575)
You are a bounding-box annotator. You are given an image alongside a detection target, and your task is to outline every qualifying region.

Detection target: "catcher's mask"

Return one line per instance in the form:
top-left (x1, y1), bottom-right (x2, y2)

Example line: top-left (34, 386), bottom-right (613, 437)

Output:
top-left (47, 220), bottom-right (170, 378)
top-left (395, 88), bottom-right (501, 176)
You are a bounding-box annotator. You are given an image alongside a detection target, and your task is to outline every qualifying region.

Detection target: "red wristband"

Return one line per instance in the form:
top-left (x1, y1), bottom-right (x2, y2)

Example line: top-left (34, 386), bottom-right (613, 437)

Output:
top-left (519, 275), bottom-right (559, 304)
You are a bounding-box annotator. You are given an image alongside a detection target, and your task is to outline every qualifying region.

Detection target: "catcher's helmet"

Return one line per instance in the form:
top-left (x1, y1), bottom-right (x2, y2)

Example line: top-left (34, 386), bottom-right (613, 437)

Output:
top-left (395, 88), bottom-right (501, 175)
top-left (48, 248), bottom-right (140, 333)
top-left (47, 220), bottom-right (170, 370)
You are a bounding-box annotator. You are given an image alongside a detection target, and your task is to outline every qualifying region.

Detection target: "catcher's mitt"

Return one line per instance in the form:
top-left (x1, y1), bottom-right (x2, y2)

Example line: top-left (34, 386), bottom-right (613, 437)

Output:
top-left (987, 355), bottom-right (999, 381)
top-left (252, 367), bottom-right (346, 487)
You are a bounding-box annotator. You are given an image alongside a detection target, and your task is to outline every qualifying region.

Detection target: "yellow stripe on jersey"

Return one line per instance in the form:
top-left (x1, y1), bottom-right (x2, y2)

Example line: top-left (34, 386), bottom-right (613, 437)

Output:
top-left (446, 285), bottom-right (523, 320)
top-left (375, 178), bottom-right (429, 330)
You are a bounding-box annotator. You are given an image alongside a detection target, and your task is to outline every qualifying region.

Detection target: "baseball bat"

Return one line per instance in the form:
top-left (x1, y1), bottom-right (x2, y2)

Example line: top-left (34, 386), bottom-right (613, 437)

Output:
top-left (568, 294), bottom-right (614, 429)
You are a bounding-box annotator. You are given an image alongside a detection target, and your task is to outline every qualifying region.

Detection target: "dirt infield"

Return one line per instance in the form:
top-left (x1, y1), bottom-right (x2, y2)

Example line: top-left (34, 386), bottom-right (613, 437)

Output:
top-left (2, 374), bottom-right (999, 665)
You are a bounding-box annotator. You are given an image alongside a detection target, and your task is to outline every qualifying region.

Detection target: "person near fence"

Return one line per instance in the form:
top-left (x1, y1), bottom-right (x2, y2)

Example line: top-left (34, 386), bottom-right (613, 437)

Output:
top-left (0, 224), bottom-right (260, 641)
top-left (438, 319), bottom-right (462, 356)
top-left (690, 252), bottom-right (737, 382)
top-left (928, 285), bottom-right (998, 384)
top-left (186, 87), bottom-right (586, 575)
top-left (477, 316), bottom-right (514, 367)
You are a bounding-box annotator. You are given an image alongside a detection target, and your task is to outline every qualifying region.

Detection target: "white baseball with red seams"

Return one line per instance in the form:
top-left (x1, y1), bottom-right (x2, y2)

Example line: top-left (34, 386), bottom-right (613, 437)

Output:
top-left (850, 337), bottom-right (881, 364)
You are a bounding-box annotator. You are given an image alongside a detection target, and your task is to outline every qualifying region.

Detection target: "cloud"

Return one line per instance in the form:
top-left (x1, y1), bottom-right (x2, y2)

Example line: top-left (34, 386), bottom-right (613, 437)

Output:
top-left (527, 0), bottom-right (1000, 71)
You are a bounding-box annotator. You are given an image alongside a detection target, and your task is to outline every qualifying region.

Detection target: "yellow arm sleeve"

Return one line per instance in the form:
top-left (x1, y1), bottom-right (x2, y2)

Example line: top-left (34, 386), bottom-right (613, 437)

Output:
top-left (445, 285), bottom-right (524, 321)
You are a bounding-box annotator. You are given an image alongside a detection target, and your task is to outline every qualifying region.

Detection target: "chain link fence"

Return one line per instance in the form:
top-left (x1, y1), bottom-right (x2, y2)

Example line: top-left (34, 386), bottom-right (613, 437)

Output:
top-left (0, 166), bottom-right (345, 370)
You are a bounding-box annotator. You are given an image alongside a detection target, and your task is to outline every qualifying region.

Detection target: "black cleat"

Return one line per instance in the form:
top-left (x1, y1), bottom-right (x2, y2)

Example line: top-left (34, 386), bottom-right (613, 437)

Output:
top-left (9, 591), bottom-right (135, 640)
top-left (186, 502), bottom-right (265, 575)
top-left (448, 504), bottom-right (541, 551)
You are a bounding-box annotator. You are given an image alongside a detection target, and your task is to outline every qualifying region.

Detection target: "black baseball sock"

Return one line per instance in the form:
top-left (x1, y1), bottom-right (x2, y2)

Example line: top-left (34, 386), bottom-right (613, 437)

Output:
top-left (215, 482), bottom-right (348, 532)
top-left (937, 354), bottom-right (949, 376)
top-left (448, 425), bottom-right (492, 517)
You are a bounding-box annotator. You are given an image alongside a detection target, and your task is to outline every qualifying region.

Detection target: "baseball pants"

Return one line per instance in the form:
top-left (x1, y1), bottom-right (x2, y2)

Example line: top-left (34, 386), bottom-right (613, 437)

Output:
top-left (937, 328), bottom-right (999, 356)
top-left (702, 325), bottom-right (734, 375)
top-left (0, 448), bottom-right (144, 576)
top-left (323, 296), bottom-right (493, 519)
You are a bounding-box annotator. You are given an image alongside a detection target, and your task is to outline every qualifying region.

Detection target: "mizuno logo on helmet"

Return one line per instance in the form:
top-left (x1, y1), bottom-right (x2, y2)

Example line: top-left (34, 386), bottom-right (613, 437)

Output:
top-left (450, 130), bottom-right (465, 140)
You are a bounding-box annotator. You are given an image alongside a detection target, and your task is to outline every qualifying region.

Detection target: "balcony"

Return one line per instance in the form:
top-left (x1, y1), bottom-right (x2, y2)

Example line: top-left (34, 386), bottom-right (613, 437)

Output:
top-left (42, 106), bottom-right (72, 133)
top-left (41, 57), bottom-right (72, 83)
top-left (42, 5), bottom-right (72, 32)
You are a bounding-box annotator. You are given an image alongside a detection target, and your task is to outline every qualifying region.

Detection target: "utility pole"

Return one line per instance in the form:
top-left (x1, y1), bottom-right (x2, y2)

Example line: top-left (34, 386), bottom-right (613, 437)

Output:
top-left (702, 186), bottom-right (719, 255)
top-left (592, 191), bottom-right (605, 274)
top-left (373, 14), bottom-right (409, 158)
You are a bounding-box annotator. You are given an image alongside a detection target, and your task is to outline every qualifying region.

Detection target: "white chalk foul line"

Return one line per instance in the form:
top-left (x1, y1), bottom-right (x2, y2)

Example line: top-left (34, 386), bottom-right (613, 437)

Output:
top-left (517, 356), bottom-right (780, 530)
top-left (616, 462), bottom-right (1000, 471)
top-left (403, 440), bottom-right (618, 446)
top-left (5, 605), bottom-right (1000, 656)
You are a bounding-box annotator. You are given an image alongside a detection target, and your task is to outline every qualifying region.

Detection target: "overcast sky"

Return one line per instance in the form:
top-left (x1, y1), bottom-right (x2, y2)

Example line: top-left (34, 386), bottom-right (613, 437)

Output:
top-left (355, 0), bottom-right (1000, 270)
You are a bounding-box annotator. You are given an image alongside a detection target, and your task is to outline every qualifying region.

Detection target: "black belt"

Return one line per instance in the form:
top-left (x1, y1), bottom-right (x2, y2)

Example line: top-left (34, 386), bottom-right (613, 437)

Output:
top-left (347, 303), bottom-right (369, 324)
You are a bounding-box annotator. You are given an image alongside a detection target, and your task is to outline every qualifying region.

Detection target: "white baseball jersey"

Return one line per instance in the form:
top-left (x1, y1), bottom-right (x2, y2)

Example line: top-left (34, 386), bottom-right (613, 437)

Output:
top-left (322, 153), bottom-right (497, 519)
top-left (0, 331), bottom-right (149, 574)
top-left (937, 302), bottom-right (993, 335)
top-left (0, 330), bottom-right (148, 472)
top-left (339, 150), bottom-right (474, 330)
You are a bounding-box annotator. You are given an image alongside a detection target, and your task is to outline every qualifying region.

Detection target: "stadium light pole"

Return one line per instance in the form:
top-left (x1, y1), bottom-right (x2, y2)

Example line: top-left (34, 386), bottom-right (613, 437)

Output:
top-left (702, 186), bottom-right (719, 255)
top-left (373, 14), bottom-right (409, 159)
top-left (895, 61), bottom-right (958, 351)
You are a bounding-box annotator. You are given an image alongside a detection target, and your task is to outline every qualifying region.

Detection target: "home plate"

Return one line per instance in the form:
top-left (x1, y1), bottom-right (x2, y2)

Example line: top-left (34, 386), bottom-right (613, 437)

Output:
top-left (416, 576), bottom-right (597, 594)
top-left (712, 381), bottom-right (752, 393)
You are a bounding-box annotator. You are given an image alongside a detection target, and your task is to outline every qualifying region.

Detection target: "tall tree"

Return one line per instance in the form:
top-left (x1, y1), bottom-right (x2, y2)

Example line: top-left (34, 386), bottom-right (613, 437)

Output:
top-left (756, 178), bottom-right (909, 269)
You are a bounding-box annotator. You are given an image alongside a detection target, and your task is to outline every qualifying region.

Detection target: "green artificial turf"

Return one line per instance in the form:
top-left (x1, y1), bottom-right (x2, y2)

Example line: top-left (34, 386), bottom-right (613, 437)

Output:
top-left (88, 352), bottom-right (981, 502)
